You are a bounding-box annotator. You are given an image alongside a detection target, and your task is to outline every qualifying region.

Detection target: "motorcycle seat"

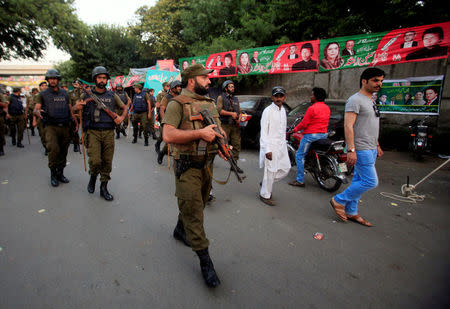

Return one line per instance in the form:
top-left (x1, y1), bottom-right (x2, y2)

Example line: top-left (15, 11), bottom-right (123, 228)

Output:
top-left (310, 138), bottom-right (333, 151)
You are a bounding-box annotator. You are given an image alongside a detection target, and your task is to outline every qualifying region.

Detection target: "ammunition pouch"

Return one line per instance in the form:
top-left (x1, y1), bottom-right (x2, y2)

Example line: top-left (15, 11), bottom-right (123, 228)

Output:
top-left (175, 155), bottom-right (207, 178)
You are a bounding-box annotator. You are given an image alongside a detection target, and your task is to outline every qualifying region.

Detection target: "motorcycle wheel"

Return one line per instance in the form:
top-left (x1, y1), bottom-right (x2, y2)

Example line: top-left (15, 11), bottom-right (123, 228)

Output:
top-left (313, 159), bottom-right (342, 192)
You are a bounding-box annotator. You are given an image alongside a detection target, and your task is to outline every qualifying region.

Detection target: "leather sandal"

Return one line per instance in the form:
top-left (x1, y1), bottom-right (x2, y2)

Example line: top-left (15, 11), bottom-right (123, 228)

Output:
top-left (288, 181), bottom-right (305, 187)
top-left (330, 198), bottom-right (347, 222)
top-left (347, 214), bottom-right (372, 227)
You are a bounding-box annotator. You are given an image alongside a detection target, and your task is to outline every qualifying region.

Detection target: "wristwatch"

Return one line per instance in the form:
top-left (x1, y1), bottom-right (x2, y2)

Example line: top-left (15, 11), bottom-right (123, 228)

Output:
top-left (348, 147), bottom-right (355, 153)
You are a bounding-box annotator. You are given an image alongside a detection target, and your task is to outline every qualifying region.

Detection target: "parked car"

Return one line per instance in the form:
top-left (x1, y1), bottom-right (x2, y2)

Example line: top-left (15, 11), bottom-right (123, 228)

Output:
top-left (236, 95), bottom-right (292, 148)
top-left (287, 99), bottom-right (347, 140)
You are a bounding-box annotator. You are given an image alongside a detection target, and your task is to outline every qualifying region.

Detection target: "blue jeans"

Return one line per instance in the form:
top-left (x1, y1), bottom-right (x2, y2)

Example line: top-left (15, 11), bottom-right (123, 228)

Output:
top-left (295, 133), bottom-right (328, 183)
top-left (333, 149), bottom-right (378, 215)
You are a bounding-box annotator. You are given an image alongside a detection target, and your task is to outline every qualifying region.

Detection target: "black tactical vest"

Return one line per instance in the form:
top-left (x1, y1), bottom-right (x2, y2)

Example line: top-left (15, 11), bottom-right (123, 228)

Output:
top-left (84, 89), bottom-right (116, 130)
top-left (133, 93), bottom-right (147, 112)
top-left (116, 91), bottom-right (127, 105)
top-left (219, 93), bottom-right (239, 125)
top-left (8, 94), bottom-right (24, 115)
top-left (40, 88), bottom-right (71, 125)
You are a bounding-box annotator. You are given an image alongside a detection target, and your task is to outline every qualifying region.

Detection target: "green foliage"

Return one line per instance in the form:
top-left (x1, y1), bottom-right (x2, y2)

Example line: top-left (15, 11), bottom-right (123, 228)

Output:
top-left (0, 0), bottom-right (88, 60)
top-left (69, 24), bottom-right (146, 81)
top-left (55, 59), bottom-right (77, 84)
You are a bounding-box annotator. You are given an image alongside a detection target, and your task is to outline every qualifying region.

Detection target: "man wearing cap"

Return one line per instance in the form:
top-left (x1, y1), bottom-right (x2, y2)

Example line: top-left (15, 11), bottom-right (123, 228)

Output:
top-left (259, 86), bottom-right (291, 206)
top-left (5, 87), bottom-right (26, 148)
top-left (216, 80), bottom-right (243, 173)
top-left (155, 82), bottom-right (170, 131)
top-left (114, 84), bottom-right (131, 139)
top-left (146, 88), bottom-right (157, 140)
top-left (73, 66), bottom-right (127, 201)
top-left (156, 80), bottom-right (182, 164)
top-left (162, 63), bottom-right (226, 288)
top-left (131, 83), bottom-right (152, 146)
top-left (34, 69), bottom-right (76, 187)
top-left (26, 89), bottom-right (37, 136)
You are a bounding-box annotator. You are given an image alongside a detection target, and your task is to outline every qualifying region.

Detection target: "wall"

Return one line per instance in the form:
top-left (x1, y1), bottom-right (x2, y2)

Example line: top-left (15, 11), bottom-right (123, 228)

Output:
top-left (239, 58), bottom-right (450, 152)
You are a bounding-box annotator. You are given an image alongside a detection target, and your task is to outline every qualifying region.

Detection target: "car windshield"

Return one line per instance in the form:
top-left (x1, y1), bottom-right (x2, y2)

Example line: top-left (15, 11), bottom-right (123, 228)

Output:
top-left (288, 102), bottom-right (310, 117)
top-left (240, 100), bottom-right (257, 109)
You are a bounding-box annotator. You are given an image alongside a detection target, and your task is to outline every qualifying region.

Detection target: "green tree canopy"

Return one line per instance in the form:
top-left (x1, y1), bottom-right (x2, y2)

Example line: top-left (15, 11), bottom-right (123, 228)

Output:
top-left (0, 0), bottom-right (88, 60)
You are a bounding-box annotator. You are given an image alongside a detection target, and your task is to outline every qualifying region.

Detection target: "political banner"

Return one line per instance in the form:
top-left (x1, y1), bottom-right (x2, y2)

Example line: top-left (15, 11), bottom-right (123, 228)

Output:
top-left (236, 46), bottom-right (277, 75)
top-left (0, 76), bottom-right (45, 87)
top-left (319, 21), bottom-right (450, 72)
top-left (179, 55), bottom-right (208, 71)
top-left (179, 51), bottom-right (238, 78)
top-left (270, 40), bottom-right (320, 74)
top-left (143, 70), bottom-right (180, 97)
top-left (110, 75), bottom-right (146, 89)
top-left (375, 75), bottom-right (444, 115)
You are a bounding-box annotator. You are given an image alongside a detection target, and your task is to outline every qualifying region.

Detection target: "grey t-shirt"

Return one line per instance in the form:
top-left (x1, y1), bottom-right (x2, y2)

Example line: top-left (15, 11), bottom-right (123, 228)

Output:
top-left (345, 92), bottom-right (379, 150)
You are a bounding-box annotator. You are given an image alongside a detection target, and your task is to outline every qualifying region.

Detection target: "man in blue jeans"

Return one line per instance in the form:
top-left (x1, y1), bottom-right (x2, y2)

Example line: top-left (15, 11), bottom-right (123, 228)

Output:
top-left (330, 68), bottom-right (385, 227)
top-left (289, 87), bottom-right (330, 187)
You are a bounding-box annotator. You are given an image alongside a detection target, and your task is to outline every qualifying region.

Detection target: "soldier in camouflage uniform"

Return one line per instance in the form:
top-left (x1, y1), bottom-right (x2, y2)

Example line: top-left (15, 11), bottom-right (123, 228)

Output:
top-left (162, 64), bottom-right (227, 288)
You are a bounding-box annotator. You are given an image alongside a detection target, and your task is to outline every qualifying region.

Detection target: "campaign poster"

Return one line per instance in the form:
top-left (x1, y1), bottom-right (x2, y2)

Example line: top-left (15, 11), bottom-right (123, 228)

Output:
top-left (270, 40), bottom-right (320, 74)
top-left (370, 22), bottom-right (450, 66)
top-left (376, 75), bottom-right (444, 115)
top-left (179, 55), bottom-right (208, 72)
top-left (109, 75), bottom-right (146, 89)
top-left (319, 33), bottom-right (387, 72)
top-left (204, 50), bottom-right (237, 78)
top-left (236, 46), bottom-right (277, 75)
top-left (143, 70), bottom-right (180, 97)
top-left (156, 60), bottom-right (175, 71)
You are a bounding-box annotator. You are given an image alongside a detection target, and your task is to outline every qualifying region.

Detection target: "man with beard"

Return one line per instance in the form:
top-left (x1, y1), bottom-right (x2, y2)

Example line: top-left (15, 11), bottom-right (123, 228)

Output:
top-left (146, 88), bottom-right (157, 140)
top-left (131, 84), bottom-right (152, 146)
top-left (34, 69), bottom-right (76, 187)
top-left (330, 68), bottom-right (385, 227)
top-left (155, 82), bottom-right (170, 127)
top-left (72, 66), bottom-right (126, 200)
top-left (156, 80), bottom-right (182, 164)
top-left (114, 84), bottom-right (131, 139)
top-left (162, 63), bottom-right (227, 288)
top-left (216, 80), bottom-right (243, 173)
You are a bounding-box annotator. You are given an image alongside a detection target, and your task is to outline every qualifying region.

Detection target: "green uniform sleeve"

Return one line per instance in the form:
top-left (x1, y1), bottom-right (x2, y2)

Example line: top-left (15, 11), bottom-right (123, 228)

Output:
top-left (114, 94), bottom-right (125, 108)
top-left (161, 100), bottom-right (183, 128)
top-left (34, 93), bottom-right (43, 105)
top-left (216, 95), bottom-right (223, 112)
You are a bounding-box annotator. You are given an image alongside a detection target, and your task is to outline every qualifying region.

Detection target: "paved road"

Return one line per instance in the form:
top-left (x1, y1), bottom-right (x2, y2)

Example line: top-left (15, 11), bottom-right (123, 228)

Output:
top-left (0, 134), bottom-right (449, 308)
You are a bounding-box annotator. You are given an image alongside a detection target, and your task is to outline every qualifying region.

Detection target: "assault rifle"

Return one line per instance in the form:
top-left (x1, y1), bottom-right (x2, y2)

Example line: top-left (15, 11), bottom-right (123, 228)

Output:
top-left (76, 79), bottom-right (118, 121)
top-left (195, 109), bottom-right (245, 183)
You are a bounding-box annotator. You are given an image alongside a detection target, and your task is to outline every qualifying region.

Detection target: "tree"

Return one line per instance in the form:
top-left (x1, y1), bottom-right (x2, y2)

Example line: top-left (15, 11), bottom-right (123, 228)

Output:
top-left (68, 24), bottom-right (146, 81)
top-left (130, 0), bottom-right (188, 61)
top-left (0, 0), bottom-right (88, 60)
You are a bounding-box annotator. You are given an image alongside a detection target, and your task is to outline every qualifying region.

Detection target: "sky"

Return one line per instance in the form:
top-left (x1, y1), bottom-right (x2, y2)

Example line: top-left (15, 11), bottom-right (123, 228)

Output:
top-left (1, 0), bottom-right (156, 66)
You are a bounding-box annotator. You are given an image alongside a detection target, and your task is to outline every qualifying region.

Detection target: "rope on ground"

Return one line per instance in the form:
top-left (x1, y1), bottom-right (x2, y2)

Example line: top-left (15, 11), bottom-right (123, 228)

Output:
top-left (380, 157), bottom-right (450, 204)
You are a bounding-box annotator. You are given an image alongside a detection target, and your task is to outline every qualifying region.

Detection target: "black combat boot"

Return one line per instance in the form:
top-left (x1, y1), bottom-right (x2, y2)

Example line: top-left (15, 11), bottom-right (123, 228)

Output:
top-left (144, 137), bottom-right (149, 146)
top-left (173, 219), bottom-right (190, 247)
top-left (12, 136), bottom-right (16, 146)
top-left (87, 174), bottom-right (97, 193)
top-left (121, 126), bottom-right (127, 136)
top-left (157, 150), bottom-right (164, 164)
top-left (17, 141), bottom-right (24, 148)
top-left (132, 135), bottom-right (137, 144)
top-left (116, 130), bottom-right (120, 139)
top-left (196, 248), bottom-right (221, 288)
top-left (44, 147), bottom-right (49, 156)
top-left (152, 132), bottom-right (157, 140)
top-left (50, 168), bottom-right (59, 187)
top-left (31, 128), bottom-right (35, 136)
top-left (73, 143), bottom-right (80, 153)
top-left (100, 181), bottom-right (114, 201)
top-left (56, 168), bottom-right (70, 183)
top-left (138, 131), bottom-right (142, 138)
top-left (154, 140), bottom-right (161, 154)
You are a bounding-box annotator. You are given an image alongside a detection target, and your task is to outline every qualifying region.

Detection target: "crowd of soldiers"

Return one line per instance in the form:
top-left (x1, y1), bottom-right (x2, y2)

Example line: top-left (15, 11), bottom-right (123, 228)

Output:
top-left (0, 63), bottom-right (245, 288)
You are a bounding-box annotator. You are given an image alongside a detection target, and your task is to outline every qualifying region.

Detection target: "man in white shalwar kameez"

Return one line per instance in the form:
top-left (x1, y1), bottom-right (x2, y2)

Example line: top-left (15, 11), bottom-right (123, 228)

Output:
top-left (259, 86), bottom-right (291, 206)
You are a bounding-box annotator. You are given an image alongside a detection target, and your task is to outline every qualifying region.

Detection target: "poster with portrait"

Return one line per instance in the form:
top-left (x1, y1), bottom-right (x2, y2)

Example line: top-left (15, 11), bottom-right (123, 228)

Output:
top-left (143, 70), bottom-right (181, 97)
top-left (179, 55), bottom-right (208, 72)
top-left (376, 75), bottom-right (444, 115)
top-left (236, 46), bottom-right (277, 75)
top-left (270, 40), bottom-right (320, 74)
top-left (109, 75), bottom-right (146, 88)
top-left (205, 50), bottom-right (237, 78)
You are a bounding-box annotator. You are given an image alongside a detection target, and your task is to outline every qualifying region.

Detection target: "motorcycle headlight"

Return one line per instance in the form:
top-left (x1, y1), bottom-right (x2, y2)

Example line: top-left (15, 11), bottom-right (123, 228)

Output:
top-left (333, 145), bottom-right (344, 151)
top-left (418, 132), bottom-right (427, 137)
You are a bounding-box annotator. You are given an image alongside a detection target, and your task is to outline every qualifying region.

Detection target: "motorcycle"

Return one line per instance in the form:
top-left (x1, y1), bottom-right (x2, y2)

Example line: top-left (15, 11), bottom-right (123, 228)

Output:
top-left (409, 116), bottom-right (432, 160)
top-left (286, 119), bottom-right (349, 192)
